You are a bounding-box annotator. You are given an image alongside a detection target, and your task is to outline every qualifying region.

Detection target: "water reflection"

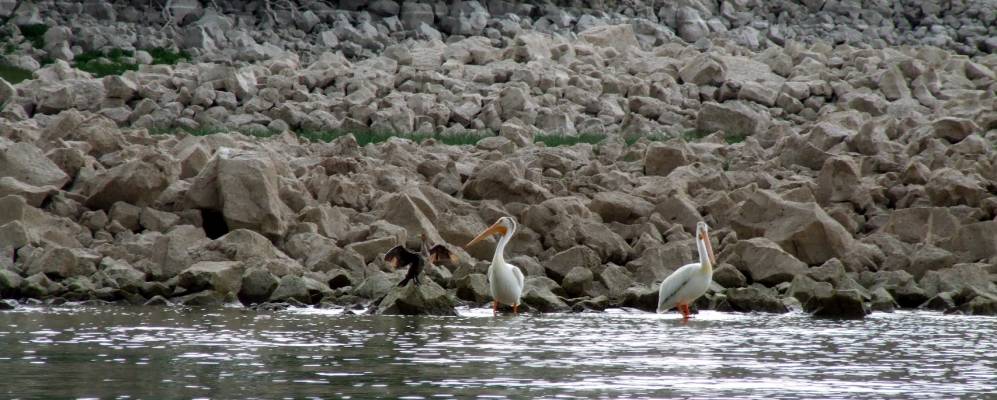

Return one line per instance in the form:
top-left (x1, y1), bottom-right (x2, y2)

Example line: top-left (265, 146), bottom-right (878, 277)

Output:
top-left (0, 306), bottom-right (994, 399)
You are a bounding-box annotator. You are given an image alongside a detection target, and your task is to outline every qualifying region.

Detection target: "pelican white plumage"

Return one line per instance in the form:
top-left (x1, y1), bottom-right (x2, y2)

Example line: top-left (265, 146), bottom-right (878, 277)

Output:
top-left (657, 221), bottom-right (717, 320)
top-left (465, 217), bottom-right (525, 315)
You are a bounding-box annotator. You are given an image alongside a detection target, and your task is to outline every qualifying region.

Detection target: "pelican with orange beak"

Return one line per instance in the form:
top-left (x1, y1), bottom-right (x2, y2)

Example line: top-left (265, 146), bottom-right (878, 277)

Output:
top-left (657, 221), bottom-right (717, 320)
top-left (465, 217), bottom-right (525, 315)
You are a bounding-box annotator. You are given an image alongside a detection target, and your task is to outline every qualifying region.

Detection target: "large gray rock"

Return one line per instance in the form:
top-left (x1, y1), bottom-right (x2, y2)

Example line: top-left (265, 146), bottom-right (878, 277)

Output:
top-left (186, 151), bottom-right (296, 238)
top-left (522, 276), bottom-right (570, 312)
top-left (545, 245), bottom-right (600, 284)
top-left (0, 142), bottom-right (70, 188)
top-left (0, 177), bottom-right (58, 208)
top-left (588, 192), bottom-right (654, 224)
top-left (599, 264), bottom-right (634, 297)
top-left (177, 261), bottom-right (243, 296)
top-left (25, 247), bottom-right (99, 279)
top-left (374, 280), bottom-right (456, 315)
top-left (0, 269), bottom-right (23, 298)
top-left (463, 161), bottom-right (552, 205)
top-left (725, 286), bottom-right (788, 313)
top-left (239, 267), bottom-right (278, 304)
top-left (643, 142), bottom-right (690, 177)
top-left (679, 54), bottom-right (725, 85)
top-left (400, 2), bottom-right (433, 30)
top-left (724, 238), bottom-right (808, 285)
top-left (456, 273), bottom-right (490, 303)
top-left (268, 275), bottom-right (313, 304)
top-left (696, 101), bottom-right (770, 137)
top-left (86, 155), bottom-right (179, 210)
top-left (578, 24), bottom-right (640, 54)
top-left (562, 266), bottom-right (594, 298)
top-left (731, 189), bottom-right (861, 266)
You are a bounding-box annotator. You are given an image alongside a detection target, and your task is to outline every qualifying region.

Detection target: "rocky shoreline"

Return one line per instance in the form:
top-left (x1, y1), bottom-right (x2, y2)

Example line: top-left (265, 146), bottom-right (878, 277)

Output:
top-left (0, 0), bottom-right (995, 318)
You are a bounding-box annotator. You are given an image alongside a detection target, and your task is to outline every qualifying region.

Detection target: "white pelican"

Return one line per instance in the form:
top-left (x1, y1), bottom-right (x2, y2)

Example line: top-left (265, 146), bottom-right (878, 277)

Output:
top-left (465, 217), bottom-right (525, 314)
top-left (657, 221), bottom-right (716, 320)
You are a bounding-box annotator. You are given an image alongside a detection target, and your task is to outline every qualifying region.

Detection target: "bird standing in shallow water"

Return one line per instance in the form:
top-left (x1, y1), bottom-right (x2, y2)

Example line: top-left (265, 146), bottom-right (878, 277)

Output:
top-left (657, 221), bottom-right (716, 320)
top-left (465, 217), bottom-right (525, 315)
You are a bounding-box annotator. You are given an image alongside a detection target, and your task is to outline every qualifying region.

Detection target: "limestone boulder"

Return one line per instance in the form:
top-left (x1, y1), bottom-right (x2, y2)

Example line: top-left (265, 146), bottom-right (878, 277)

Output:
top-left (0, 142), bottom-right (70, 188)
top-left (26, 246), bottom-right (100, 279)
top-left (943, 221), bottom-right (997, 263)
top-left (239, 267), bottom-right (278, 305)
top-left (919, 263), bottom-right (997, 300)
top-left (86, 154), bottom-right (179, 210)
top-left (696, 101), bottom-right (770, 137)
top-left (712, 263), bottom-right (747, 288)
top-left (374, 280), bottom-right (456, 316)
top-left (456, 273), bottom-right (490, 303)
top-left (545, 245), bottom-right (600, 284)
top-left (679, 54), bottom-right (725, 85)
top-left (599, 265), bottom-right (634, 297)
top-left (177, 261), bottom-right (243, 296)
top-left (578, 24), bottom-right (640, 54)
top-left (186, 151), bottom-right (296, 238)
top-left (521, 277), bottom-right (569, 312)
top-left (588, 192), bottom-right (654, 224)
top-left (0, 177), bottom-right (58, 207)
top-left (562, 267), bottom-right (595, 298)
top-left (643, 142), bottom-right (690, 177)
top-left (931, 117), bottom-right (979, 143)
top-left (96, 258), bottom-right (146, 292)
top-left (881, 207), bottom-right (960, 245)
top-left (725, 286), bottom-right (788, 313)
top-left (810, 289), bottom-right (868, 319)
top-left (815, 156), bottom-right (872, 208)
top-left (35, 79), bottom-right (106, 113)
top-left (723, 237), bottom-right (808, 286)
top-left (268, 275), bottom-right (320, 304)
top-left (731, 189), bottom-right (858, 266)
top-left (462, 161), bottom-right (552, 205)
top-left (924, 168), bottom-right (987, 207)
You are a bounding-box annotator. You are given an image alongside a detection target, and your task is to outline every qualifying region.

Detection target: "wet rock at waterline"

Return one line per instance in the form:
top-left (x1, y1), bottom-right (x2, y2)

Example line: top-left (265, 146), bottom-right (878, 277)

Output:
top-left (372, 280), bottom-right (456, 316)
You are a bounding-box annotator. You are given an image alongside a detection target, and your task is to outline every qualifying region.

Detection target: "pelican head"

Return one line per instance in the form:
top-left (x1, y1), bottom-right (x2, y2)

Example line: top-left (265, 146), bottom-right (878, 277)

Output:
top-left (696, 222), bottom-right (717, 266)
top-left (465, 216), bottom-right (517, 248)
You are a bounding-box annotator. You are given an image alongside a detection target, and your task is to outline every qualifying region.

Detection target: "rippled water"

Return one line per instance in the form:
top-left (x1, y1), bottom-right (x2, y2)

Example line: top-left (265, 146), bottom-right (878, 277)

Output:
top-left (0, 306), bottom-right (994, 399)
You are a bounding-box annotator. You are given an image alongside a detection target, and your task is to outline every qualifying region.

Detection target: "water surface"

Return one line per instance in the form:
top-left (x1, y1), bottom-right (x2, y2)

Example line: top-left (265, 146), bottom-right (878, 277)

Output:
top-left (1, 306), bottom-right (994, 399)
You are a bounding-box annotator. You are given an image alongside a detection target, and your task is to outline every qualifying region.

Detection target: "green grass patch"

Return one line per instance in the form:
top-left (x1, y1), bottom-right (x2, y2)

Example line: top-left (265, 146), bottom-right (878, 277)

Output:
top-left (17, 24), bottom-right (48, 49)
top-left (152, 126), bottom-right (493, 147)
top-left (147, 47), bottom-right (190, 65)
top-left (0, 63), bottom-right (32, 83)
top-left (624, 132), bottom-right (669, 146)
top-left (74, 48), bottom-right (139, 77)
top-left (534, 132), bottom-right (608, 146)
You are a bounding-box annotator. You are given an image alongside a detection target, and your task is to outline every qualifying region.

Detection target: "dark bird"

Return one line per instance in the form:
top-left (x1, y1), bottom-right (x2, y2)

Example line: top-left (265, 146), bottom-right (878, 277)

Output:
top-left (383, 234), bottom-right (458, 287)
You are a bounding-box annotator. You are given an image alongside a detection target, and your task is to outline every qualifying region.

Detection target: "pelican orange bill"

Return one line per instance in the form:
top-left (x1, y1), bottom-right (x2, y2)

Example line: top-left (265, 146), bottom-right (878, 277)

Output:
top-left (465, 222), bottom-right (508, 248)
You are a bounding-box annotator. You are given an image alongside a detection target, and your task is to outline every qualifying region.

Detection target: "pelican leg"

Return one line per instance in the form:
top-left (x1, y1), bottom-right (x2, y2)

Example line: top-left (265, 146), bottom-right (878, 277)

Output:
top-left (493, 300), bottom-right (498, 315)
top-left (679, 303), bottom-right (690, 320)
top-left (513, 304), bottom-right (519, 315)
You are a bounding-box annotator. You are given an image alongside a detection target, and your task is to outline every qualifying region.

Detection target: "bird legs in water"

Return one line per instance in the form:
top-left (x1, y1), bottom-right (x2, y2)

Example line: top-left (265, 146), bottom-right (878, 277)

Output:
top-left (492, 301), bottom-right (520, 316)
top-left (678, 303), bottom-right (692, 320)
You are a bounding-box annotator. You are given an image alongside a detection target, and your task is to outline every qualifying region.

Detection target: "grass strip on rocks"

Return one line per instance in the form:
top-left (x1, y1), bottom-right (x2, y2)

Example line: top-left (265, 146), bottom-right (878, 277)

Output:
top-left (152, 126), bottom-right (750, 148)
top-left (74, 48), bottom-right (139, 77)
